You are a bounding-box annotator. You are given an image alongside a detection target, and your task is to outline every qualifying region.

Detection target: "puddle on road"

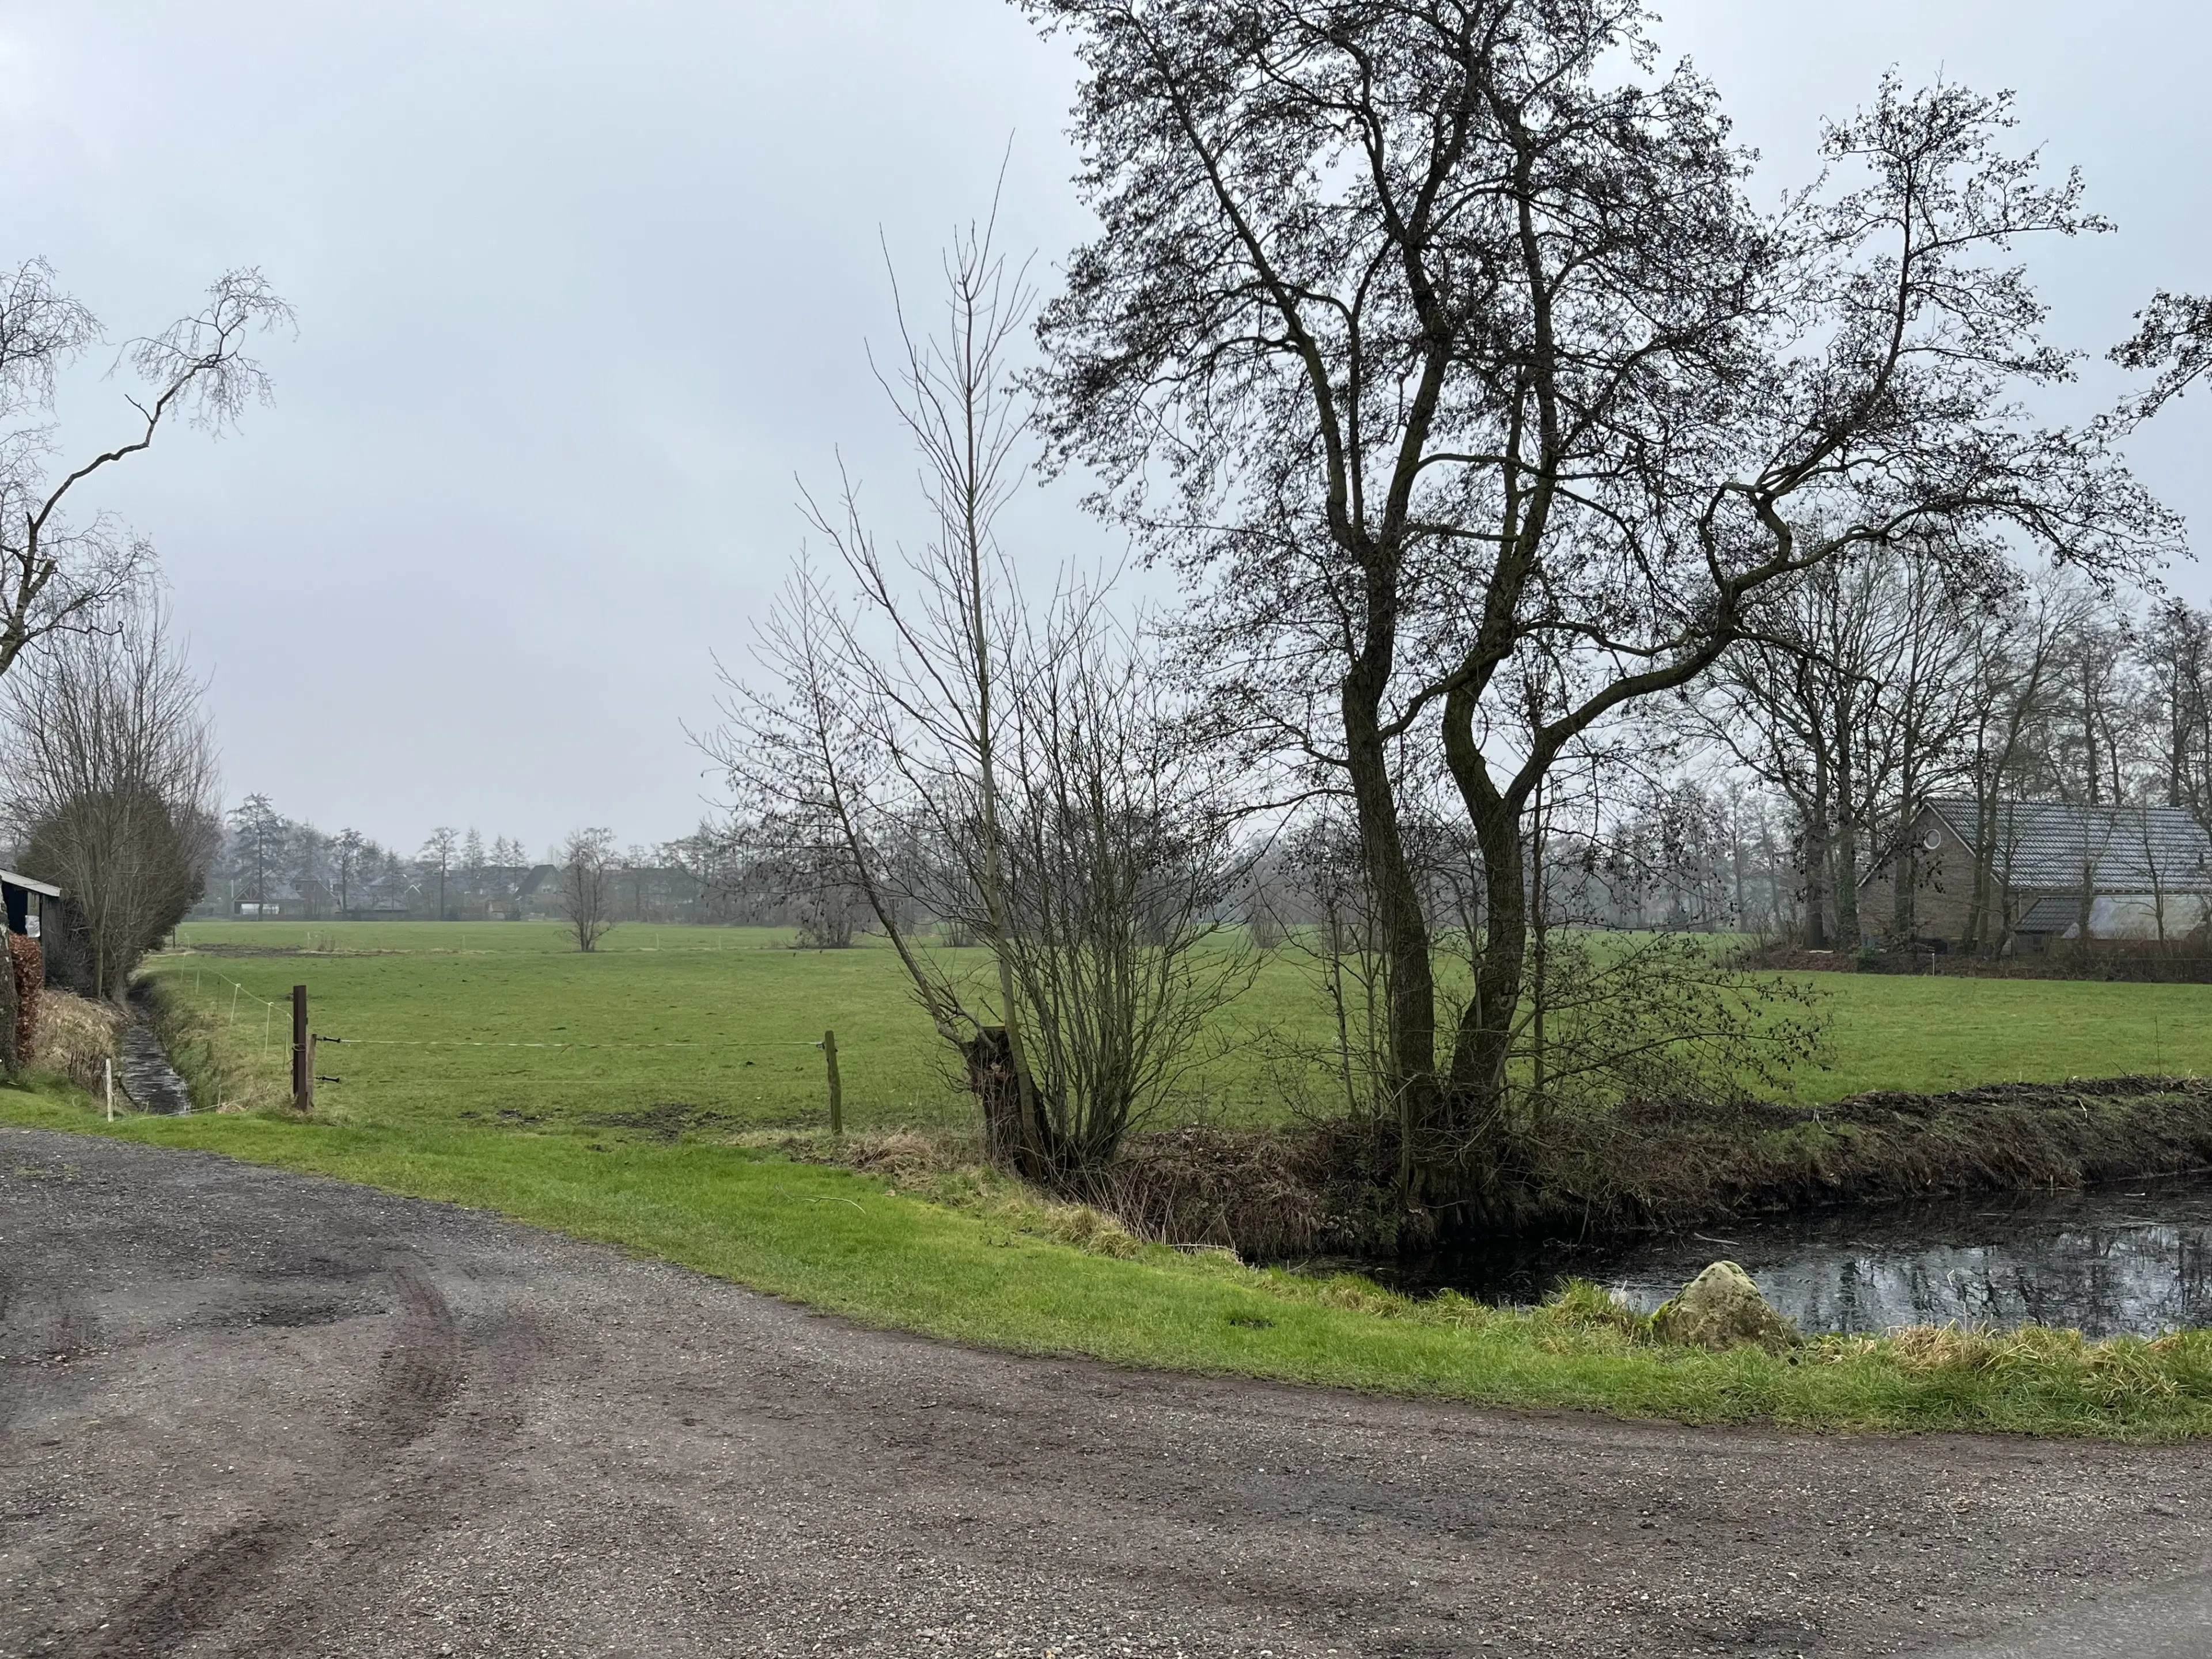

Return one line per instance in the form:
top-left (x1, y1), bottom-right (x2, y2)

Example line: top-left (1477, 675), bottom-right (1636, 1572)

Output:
top-left (1395, 1176), bottom-right (2212, 1338)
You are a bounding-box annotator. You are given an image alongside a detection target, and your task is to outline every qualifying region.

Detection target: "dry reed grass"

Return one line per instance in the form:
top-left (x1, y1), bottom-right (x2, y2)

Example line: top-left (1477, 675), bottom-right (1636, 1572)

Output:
top-left (29, 989), bottom-right (119, 1093)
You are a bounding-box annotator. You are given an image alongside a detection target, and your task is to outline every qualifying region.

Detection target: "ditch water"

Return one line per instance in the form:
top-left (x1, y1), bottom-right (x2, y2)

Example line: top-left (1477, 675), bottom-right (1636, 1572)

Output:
top-left (1400, 1176), bottom-right (2212, 1338)
top-left (117, 1022), bottom-right (191, 1115)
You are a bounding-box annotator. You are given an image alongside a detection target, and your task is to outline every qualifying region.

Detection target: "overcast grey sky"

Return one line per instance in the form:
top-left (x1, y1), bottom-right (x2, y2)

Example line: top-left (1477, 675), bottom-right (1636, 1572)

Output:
top-left (2, 1), bottom-right (2206, 857)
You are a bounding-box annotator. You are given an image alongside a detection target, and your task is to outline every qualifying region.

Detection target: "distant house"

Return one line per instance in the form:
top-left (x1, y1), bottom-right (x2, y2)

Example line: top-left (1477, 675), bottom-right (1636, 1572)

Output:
top-left (516, 864), bottom-right (562, 919)
top-left (1861, 797), bottom-right (2212, 952)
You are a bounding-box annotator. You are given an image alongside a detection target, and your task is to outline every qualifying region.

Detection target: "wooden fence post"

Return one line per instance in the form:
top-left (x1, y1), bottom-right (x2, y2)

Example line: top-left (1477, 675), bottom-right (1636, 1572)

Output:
top-left (291, 985), bottom-right (311, 1113)
top-left (823, 1028), bottom-right (843, 1137)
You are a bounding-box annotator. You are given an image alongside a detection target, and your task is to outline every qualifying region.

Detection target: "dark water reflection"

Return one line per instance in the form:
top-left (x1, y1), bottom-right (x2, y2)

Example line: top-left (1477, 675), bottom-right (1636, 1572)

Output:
top-left (1393, 1177), bottom-right (2212, 1338)
top-left (118, 1022), bottom-right (191, 1115)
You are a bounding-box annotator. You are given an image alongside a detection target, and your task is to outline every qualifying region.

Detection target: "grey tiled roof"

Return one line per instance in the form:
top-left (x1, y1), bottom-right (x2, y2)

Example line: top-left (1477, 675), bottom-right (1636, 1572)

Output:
top-left (2016, 895), bottom-right (2091, 933)
top-left (1926, 798), bottom-right (2212, 892)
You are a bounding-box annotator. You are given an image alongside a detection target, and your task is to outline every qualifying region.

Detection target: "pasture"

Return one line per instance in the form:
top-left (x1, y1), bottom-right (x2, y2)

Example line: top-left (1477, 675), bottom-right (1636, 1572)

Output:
top-left (145, 919), bottom-right (2212, 1135)
top-left (1, 916), bottom-right (2207, 1436)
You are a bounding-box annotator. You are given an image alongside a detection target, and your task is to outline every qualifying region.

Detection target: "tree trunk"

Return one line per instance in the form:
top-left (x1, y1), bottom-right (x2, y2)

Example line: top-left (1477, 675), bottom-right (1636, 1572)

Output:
top-left (1965, 787), bottom-right (1997, 953)
top-left (1408, 684), bottom-right (1524, 1228)
top-left (1834, 811), bottom-right (1861, 949)
top-left (1832, 736), bottom-right (1861, 948)
top-left (1891, 812), bottom-right (1916, 941)
top-left (1340, 658), bottom-right (1438, 1183)
top-left (964, 1025), bottom-right (1044, 1177)
top-left (1802, 762), bottom-right (1832, 949)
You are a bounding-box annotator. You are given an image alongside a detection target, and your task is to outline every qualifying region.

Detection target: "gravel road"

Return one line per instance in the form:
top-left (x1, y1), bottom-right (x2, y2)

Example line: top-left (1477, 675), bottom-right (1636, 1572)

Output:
top-left (3, 1127), bottom-right (2210, 1659)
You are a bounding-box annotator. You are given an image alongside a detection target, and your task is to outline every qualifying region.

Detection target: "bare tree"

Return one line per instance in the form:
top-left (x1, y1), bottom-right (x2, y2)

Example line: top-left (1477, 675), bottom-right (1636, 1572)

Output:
top-left (333, 827), bottom-right (366, 916)
top-left (229, 793), bottom-right (284, 912)
top-left (1025, 6), bottom-right (2175, 1219)
top-left (3, 603), bottom-right (219, 1002)
top-left (0, 263), bottom-right (291, 679)
top-left (1697, 543), bottom-right (1985, 948)
top-left (2139, 600), bottom-right (2212, 817)
top-left (419, 825), bottom-right (459, 921)
top-left (558, 827), bottom-right (615, 952)
top-left (986, 597), bottom-right (1255, 1168)
top-left (1955, 573), bottom-right (2089, 951)
top-left (290, 822), bottom-right (330, 921)
top-left (709, 212), bottom-right (1252, 1177)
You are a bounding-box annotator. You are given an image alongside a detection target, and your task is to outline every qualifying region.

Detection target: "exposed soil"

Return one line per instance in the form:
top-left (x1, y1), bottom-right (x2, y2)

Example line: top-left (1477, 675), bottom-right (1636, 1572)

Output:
top-left (6, 1127), bottom-right (2212, 1658)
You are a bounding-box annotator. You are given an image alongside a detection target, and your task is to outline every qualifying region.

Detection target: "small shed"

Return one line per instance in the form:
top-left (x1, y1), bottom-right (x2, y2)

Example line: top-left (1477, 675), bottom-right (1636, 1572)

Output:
top-left (1, 870), bottom-right (61, 940)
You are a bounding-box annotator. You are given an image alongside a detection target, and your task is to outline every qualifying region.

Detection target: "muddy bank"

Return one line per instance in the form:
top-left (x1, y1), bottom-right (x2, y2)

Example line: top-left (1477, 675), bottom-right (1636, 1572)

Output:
top-left (1096, 1077), bottom-right (2212, 1257)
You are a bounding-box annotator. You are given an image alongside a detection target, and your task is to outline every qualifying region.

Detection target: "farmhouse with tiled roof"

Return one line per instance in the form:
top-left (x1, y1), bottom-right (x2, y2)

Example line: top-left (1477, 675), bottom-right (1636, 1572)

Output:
top-left (1859, 797), bottom-right (2212, 952)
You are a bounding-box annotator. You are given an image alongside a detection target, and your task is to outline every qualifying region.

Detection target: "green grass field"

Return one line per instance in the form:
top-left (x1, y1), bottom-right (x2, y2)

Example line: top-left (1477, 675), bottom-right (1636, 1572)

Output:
top-left (139, 919), bottom-right (2212, 1134)
top-left (8, 917), bottom-right (2212, 1437)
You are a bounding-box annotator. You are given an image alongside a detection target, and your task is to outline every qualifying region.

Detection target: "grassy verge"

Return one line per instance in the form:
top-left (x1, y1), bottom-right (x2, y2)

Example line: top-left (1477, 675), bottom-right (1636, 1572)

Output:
top-left (0, 975), bottom-right (2200, 1440)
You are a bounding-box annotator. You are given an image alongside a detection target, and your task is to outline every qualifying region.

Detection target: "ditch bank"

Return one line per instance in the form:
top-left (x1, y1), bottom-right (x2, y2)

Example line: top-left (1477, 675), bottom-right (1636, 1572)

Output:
top-left (1084, 1077), bottom-right (2212, 1260)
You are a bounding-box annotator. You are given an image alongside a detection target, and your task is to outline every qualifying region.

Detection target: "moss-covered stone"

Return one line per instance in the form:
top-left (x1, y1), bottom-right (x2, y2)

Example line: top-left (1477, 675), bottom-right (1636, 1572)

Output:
top-left (1651, 1261), bottom-right (1800, 1353)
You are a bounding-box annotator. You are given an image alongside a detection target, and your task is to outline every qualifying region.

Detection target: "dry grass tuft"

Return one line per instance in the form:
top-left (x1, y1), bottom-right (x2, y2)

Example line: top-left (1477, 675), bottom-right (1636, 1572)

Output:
top-left (29, 990), bottom-right (120, 1092)
top-left (1532, 1277), bottom-right (1650, 1339)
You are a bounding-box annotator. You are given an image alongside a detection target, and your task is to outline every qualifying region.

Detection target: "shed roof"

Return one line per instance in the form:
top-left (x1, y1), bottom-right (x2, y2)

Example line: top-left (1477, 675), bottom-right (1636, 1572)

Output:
top-left (2016, 895), bottom-right (2087, 933)
top-left (1925, 798), bottom-right (2212, 892)
top-left (0, 870), bottom-right (62, 899)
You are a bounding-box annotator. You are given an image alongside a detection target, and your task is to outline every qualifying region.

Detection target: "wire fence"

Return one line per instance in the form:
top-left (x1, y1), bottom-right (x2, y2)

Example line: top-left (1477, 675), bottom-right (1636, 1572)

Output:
top-left (175, 966), bottom-right (837, 1056)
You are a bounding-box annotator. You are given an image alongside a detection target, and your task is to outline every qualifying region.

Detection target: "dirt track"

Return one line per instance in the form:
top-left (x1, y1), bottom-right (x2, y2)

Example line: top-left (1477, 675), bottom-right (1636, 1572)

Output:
top-left (3, 1127), bottom-right (2210, 1658)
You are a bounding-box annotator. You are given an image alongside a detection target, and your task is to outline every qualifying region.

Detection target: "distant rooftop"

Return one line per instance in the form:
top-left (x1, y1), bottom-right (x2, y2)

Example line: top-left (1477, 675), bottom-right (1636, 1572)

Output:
top-left (1925, 798), bottom-right (2212, 891)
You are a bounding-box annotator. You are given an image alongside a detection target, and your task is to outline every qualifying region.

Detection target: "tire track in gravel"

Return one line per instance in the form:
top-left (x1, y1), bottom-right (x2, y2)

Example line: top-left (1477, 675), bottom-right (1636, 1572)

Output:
top-left (73, 1255), bottom-right (468, 1659)
top-left (0, 1256), bottom-right (97, 1442)
top-left (13, 1127), bottom-right (2212, 1659)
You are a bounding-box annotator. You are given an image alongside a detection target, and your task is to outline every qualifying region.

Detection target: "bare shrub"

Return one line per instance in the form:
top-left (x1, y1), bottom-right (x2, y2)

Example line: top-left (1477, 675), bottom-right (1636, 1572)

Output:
top-left (557, 827), bottom-right (615, 952)
top-left (2, 604), bottom-right (219, 1001)
top-left (790, 882), bottom-right (860, 949)
top-left (706, 211), bottom-right (1252, 1179)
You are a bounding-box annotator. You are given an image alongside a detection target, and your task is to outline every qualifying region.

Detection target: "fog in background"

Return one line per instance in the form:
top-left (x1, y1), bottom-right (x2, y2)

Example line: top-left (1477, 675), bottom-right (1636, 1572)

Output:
top-left (2, 0), bottom-right (2204, 854)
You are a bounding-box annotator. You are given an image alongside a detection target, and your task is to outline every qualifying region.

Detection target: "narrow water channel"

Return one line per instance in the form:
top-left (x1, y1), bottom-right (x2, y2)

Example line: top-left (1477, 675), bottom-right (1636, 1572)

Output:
top-left (1395, 1175), bottom-right (2212, 1338)
top-left (117, 1022), bottom-right (191, 1115)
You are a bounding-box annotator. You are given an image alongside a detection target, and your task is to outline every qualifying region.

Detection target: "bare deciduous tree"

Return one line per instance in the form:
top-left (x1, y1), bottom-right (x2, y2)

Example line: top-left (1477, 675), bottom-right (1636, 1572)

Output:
top-left (990, 599), bottom-right (1254, 1169)
top-left (419, 825), bottom-right (459, 921)
top-left (709, 212), bottom-right (1252, 1177)
top-left (333, 827), bottom-right (366, 917)
top-left (558, 827), bottom-right (615, 952)
top-left (3, 603), bottom-right (219, 1003)
top-left (0, 263), bottom-right (291, 678)
top-left (1025, 3), bottom-right (2176, 1221)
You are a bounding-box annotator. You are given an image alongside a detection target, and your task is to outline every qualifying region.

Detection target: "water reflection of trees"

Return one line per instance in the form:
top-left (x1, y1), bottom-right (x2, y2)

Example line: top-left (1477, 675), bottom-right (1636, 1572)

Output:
top-left (1603, 1184), bottom-right (2212, 1337)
